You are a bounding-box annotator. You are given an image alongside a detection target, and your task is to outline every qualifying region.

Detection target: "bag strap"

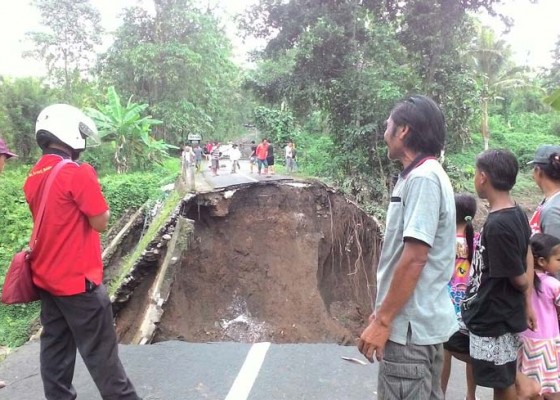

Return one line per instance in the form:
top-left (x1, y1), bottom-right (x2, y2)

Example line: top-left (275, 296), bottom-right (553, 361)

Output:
top-left (29, 159), bottom-right (72, 249)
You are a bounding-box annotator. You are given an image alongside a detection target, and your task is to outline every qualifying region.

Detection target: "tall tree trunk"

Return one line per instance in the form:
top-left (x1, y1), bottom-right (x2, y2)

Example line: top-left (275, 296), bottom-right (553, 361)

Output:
top-left (481, 98), bottom-right (490, 150)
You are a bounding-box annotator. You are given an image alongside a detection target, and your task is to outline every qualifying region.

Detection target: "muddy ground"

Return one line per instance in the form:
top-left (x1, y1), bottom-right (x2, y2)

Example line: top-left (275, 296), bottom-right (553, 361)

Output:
top-left (151, 182), bottom-right (381, 345)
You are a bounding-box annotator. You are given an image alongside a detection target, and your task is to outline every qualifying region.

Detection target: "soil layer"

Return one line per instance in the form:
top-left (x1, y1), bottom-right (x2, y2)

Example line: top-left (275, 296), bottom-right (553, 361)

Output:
top-left (153, 182), bottom-right (381, 344)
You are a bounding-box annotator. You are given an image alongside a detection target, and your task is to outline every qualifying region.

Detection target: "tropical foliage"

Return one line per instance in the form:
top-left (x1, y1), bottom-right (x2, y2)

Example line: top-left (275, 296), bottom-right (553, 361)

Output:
top-left (0, 160), bottom-right (179, 347)
top-left (87, 86), bottom-right (175, 173)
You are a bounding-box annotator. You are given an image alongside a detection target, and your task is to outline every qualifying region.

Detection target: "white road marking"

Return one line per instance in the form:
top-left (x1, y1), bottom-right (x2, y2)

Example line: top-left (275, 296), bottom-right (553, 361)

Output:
top-left (237, 171), bottom-right (259, 182)
top-left (225, 342), bottom-right (271, 400)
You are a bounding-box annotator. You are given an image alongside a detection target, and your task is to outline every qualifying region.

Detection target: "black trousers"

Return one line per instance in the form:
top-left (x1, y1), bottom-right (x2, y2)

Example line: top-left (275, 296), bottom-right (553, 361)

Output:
top-left (39, 284), bottom-right (140, 400)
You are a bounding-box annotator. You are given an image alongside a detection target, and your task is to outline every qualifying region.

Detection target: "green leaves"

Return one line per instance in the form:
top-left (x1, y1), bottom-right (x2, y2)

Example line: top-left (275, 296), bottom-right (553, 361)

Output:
top-left (86, 86), bottom-right (169, 173)
top-left (545, 88), bottom-right (560, 112)
top-left (98, 1), bottom-right (247, 144)
top-left (25, 0), bottom-right (103, 101)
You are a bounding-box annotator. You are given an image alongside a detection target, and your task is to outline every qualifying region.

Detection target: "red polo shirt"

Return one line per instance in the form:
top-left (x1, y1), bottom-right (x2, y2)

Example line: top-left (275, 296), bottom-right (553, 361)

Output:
top-left (256, 143), bottom-right (268, 160)
top-left (23, 153), bottom-right (109, 296)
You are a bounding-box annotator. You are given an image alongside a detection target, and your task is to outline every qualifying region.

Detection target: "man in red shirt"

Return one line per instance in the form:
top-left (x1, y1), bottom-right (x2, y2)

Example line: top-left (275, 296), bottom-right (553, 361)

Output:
top-left (24, 104), bottom-right (140, 400)
top-left (255, 138), bottom-right (269, 175)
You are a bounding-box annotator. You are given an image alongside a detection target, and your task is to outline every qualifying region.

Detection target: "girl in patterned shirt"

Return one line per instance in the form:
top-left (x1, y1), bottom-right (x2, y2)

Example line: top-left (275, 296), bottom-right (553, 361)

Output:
top-left (519, 233), bottom-right (560, 395)
top-left (441, 193), bottom-right (478, 400)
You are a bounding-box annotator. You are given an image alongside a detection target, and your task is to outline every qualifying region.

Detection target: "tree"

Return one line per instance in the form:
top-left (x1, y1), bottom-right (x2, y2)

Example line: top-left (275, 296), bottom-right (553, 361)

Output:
top-left (471, 26), bottom-right (528, 149)
top-left (86, 86), bottom-right (175, 173)
top-left (243, 2), bottom-right (420, 203)
top-left (545, 35), bottom-right (560, 92)
top-left (0, 77), bottom-right (54, 162)
top-left (98, 1), bottom-right (247, 145)
top-left (25, 0), bottom-right (103, 102)
top-left (241, 0), bottom-right (491, 202)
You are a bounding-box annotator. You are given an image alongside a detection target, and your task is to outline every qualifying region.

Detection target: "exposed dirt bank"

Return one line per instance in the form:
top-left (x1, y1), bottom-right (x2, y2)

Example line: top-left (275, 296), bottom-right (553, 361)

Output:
top-left (152, 181), bottom-right (381, 345)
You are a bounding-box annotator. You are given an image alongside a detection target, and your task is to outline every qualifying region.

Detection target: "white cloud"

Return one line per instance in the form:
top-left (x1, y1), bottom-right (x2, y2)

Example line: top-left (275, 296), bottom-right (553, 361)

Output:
top-left (478, 0), bottom-right (560, 68)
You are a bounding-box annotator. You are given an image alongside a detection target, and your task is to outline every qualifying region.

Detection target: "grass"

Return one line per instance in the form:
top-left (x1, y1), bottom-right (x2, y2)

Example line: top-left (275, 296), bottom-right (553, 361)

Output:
top-left (108, 190), bottom-right (182, 296)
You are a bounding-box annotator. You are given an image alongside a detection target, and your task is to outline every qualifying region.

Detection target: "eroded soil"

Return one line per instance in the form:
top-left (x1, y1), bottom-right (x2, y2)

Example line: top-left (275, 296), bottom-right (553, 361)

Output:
top-left (152, 182), bottom-right (381, 345)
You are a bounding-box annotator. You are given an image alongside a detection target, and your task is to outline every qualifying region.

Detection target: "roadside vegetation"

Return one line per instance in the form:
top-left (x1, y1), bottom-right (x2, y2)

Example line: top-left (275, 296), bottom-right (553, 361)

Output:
top-left (0, 160), bottom-right (179, 347)
top-left (1, 0), bottom-right (560, 346)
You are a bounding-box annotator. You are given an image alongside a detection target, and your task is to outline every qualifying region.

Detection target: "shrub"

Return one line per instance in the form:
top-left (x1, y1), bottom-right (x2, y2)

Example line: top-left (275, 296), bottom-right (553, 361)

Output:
top-left (0, 160), bottom-right (179, 347)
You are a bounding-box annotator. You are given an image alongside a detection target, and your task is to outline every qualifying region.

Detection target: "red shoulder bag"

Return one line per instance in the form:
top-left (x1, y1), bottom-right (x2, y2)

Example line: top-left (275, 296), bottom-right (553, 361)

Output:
top-left (2, 160), bottom-right (71, 304)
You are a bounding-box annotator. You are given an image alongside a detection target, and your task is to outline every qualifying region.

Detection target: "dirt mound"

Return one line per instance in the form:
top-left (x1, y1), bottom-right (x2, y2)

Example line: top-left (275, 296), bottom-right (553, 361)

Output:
top-left (153, 181), bottom-right (381, 345)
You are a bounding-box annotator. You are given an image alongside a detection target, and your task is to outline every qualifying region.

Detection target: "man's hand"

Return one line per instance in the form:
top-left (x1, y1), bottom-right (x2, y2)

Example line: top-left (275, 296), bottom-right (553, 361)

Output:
top-left (357, 317), bottom-right (391, 363)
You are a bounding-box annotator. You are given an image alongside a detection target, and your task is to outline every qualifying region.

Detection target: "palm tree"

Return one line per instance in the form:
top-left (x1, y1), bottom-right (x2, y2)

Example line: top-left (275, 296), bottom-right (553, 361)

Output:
top-left (471, 26), bottom-right (528, 150)
top-left (545, 88), bottom-right (560, 111)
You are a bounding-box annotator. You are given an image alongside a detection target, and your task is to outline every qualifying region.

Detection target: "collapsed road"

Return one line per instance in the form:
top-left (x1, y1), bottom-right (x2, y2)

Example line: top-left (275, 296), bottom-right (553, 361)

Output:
top-left (113, 178), bottom-right (381, 347)
top-left (0, 164), bottom-right (493, 399)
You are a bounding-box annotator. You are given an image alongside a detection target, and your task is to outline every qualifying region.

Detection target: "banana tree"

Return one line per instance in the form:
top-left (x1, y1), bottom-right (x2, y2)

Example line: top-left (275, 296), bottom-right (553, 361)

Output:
top-left (471, 26), bottom-right (528, 150)
top-left (545, 88), bottom-right (560, 112)
top-left (87, 86), bottom-right (176, 173)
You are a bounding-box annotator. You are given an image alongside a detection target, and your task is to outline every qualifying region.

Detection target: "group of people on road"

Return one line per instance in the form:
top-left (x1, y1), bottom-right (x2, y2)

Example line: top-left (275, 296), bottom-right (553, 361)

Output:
top-left (183, 138), bottom-right (297, 177)
top-left (358, 94), bottom-right (560, 400)
top-left (183, 141), bottom-right (243, 176)
top-left (248, 138), bottom-right (297, 176)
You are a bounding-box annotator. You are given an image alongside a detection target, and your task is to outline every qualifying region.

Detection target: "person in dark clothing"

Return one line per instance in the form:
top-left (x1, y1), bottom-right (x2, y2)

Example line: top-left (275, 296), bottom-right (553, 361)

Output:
top-left (266, 143), bottom-right (275, 175)
top-left (249, 140), bottom-right (257, 174)
top-left (461, 149), bottom-right (536, 400)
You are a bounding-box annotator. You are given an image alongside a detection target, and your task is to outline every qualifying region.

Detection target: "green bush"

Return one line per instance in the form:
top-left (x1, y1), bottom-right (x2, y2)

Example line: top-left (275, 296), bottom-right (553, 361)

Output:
top-left (0, 160), bottom-right (179, 347)
top-left (0, 166), bottom-right (40, 347)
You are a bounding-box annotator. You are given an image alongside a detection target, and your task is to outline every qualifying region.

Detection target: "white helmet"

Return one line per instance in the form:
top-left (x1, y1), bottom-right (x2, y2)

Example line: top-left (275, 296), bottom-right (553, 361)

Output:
top-left (36, 104), bottom-right (99, 151)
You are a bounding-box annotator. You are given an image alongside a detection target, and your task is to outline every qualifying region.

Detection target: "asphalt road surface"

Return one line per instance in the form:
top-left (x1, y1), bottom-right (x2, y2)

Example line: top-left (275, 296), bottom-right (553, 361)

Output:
top-left (202, 159), bottom-right (294, 189)
top-left (0, 341), bottom-right (492, 400)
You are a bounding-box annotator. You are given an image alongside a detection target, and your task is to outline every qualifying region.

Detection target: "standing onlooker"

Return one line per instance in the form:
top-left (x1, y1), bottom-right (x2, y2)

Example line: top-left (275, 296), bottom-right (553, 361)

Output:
top-left (285, 141), bottom-right (295, 174)
top-left (441, 193), bottom-right (478, 400)
top-left (193, 143), bottom-right (204, 172)
top-left (292, 141), bottom-right (298, 171)
top-left (230, 144), bottom-right (241, 173)
top-left (357, 95), bottom-right (457, 399)
top-left (529, 145), bottom-right (560, 238)
top-left (519, 233), bottom-right (560, 395)
top-left (210, 141), bottom-right (221, 176)
top-left (249, 140), bottom-right (257, 174)
top-left (0, 137), bottom-right (17, 174)
top-left (266, 142), bottom-right (275, 175)
top-left (255, 138), bottom-right (269, 175)
top-left (0, 137), bottom-right (17, 390)
top-left (24, 104), bottom-right (140, 400)
top-left (461, 149), bottom-right (534, 400)
top-left (204, 141), bottom-right (213, 162)
top-left (181, 144), bottom-right (195, 177)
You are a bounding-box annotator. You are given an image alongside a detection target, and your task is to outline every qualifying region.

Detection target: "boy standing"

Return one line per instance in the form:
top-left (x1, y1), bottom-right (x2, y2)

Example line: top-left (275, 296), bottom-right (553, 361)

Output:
top-left (461, 149), bottom-right (534, 400)
top-left (210, 142), bottom-right (220, 176)
top-left (230, 144), bottom-right (241, 173)
top-left (193, 143), bottom-right (204, 172)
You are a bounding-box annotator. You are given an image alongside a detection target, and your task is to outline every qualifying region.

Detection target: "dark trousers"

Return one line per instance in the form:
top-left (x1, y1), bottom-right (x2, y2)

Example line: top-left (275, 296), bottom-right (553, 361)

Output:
top-left (39, 284), bottom-right (140, 400)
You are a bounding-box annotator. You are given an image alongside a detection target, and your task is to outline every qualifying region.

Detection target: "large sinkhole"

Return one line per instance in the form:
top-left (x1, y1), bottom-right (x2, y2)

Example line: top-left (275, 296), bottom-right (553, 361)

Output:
top-left (115, 181), bottom-right (382, 345)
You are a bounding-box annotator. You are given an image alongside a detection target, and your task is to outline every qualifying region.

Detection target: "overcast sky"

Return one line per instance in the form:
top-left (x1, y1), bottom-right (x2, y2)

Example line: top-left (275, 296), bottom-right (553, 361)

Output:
top-left (0, 0), bottom-right (558, 78)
